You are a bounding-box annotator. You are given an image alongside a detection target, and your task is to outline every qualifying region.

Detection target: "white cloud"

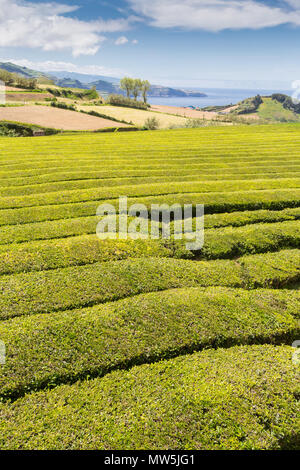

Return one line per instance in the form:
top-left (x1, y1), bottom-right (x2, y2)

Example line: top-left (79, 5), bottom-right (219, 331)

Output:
top-left (0, 0), bottom-right (133, 56)
top-left (115, 36), bottom-right (129, 45)
top-left (132, 39), bottom-right (139, 44)
top-left (127, 0), bottom-right (300, 32)
top-left (1, 58), bottom-right (124, 77)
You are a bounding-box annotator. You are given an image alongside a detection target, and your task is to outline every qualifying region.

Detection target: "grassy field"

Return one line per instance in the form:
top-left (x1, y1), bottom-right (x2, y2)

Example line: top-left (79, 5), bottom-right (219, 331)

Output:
top-left (258, 98), bottom-right (300, 123)
top-left (79, 104), bottom-right (189, 128)
top-left (0, 124), bottom-right (299, 449)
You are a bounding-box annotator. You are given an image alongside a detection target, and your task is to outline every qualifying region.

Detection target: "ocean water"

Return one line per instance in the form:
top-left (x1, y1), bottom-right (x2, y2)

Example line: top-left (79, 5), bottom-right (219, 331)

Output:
top-left (148, 88), bottom-right (292, 108)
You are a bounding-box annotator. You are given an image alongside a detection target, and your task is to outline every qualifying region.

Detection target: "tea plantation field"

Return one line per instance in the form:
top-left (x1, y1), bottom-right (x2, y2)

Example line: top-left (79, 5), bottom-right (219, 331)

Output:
top-left (0, 124), bottom-right (299, 450)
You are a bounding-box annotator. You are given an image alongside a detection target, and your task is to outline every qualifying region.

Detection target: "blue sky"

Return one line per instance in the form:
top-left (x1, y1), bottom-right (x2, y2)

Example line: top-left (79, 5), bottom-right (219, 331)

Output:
top-left (0, 0), bottom-right (300, 88)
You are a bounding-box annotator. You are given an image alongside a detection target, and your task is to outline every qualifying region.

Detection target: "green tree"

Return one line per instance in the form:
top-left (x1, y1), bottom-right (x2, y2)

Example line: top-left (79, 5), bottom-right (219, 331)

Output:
top-left (141, 80), bottom-right (151, 104)
top-left (132, 79), bottom-right (142, 100)
top-left (0, 69), bottom-right (14, 86)
top-left (120, 77), bottom-right (134, 98)
top-left (27, 78), bottom-right (38, 89)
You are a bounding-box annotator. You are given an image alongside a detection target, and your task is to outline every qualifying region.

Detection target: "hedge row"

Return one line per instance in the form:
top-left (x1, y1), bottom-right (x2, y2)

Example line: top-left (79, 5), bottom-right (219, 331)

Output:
top-left (2, 158), bottom-right (300, 178)
top-left (0, 220), bottom-right (299, 275)
top-left (0, 287), bottom-right (298, 400)
top-left (2, 164), bottom-right (299, 183)
top-left (3, 173), bottom-right (300, 197)
top-left (1, 189), bottom-right (299, 227)
top-left (1, 169), bottom-right (299, 191)
top-left (0, 236), bottom-right (174, 275)
top-left (0, 121), bottom-right (58, 137)
top-left (0, 345), bottom-right (298, 449)
top-left (0, 249), bottom-right (298, 320)
top-left (0, 206), bottom-right (298, 247)
top-left (1, 179), bottom-right (299, 210)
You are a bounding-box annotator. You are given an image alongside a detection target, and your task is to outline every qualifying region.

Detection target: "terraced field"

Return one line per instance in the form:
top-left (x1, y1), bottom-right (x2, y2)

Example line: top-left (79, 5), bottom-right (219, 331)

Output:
top-left (0, 124), bottom-right (299, 450)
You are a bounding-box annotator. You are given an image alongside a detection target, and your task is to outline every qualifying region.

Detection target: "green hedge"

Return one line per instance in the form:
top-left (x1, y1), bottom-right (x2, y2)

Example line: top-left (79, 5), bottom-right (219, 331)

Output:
top-left (80, 109), bottom-right (132, 125)
top-left (0, 189), bottom-right (299, 227)
top-left (0, 220), bottom-right (299, 275)
top-left (46, 87), bottom-right (99, 101)
top-left (0, 207), bottom-right (299, 246)
top-left (107, 94), bottom-right (149, 110)
top-left (0, 121), bottom-right (58, 137)
top-left (0, 345), bottom-right (298, 450)
top-left (0, 249), bottom-right (298, 320)
top-left (1, 169), bottom-right (299, 191)
top-left (0, 287), bottom-right (298, 400)
top-left (1, 178), bottom-right (299, 210)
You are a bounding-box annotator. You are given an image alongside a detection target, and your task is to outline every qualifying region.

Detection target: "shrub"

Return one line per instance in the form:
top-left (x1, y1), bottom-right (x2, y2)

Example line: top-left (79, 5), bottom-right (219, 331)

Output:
top-left (0, 121), bottom-right (58, 137)
top-left (0, 126), bottom-right (20, 137)
top-left (185, 118), bottom-right (206, 128)
top-left (80, 109), bottom-right (131, 125)
top-left (143, 116), bottom-right (160, 130)
top-left (107, 94), bottom-right (148, 109)
top-left (233, 95), bottom-right (263, 115)
top-left (272, 93), bottom-right (300, 114)
top-left (46, 87), bottom-right (99, 101)
top-left (0, 219), bottom-right (299, 275)
top-left (50, 101), bottom-right (76, 111)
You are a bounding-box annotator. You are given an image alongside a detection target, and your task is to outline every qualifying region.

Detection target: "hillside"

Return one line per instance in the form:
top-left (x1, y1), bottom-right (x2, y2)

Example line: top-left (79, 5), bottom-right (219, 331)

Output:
top-left (224, 93), bottom-right (300, 122)
top-left (0, 62), bottom-right (207, 98)
top-left (58, 77), bottom-right (207, 98)
top-left (0, 62), bottom-right (53, 82)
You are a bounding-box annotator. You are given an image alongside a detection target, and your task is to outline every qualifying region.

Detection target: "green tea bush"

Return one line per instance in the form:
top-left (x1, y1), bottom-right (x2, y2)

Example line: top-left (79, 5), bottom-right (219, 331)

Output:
top-left (0, 287), bottom-right (298, 400)
top-left (0, 345), bottom-right (298, 450)
top-left (0, 249), bottom-right (298, 320)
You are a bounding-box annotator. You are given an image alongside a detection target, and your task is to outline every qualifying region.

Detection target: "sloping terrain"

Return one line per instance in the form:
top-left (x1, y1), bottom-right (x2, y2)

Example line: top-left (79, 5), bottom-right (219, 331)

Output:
top-left (79, 105), bottom-right (188, 128)
top-left (0, 125), bottom-right (299, 449)
top-left (150, 104), bottom-right (218, 119)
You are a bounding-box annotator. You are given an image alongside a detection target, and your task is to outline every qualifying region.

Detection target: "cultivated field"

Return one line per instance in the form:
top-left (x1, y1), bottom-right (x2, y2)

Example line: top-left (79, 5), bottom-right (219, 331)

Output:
top-left (0, 125), bottom-right (299, 450)
top-left (0, 105), bottom-right (131, 131)
top-left (150, 103), bottom-right (218, 119)
top-left (80, 104), bottom-right (189, 128)
top-left (5, 91), bottom-right (53, 102)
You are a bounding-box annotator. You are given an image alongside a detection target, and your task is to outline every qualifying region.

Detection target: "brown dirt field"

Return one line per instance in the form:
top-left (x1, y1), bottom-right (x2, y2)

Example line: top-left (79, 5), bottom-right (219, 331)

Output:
top-left (5, 86), bottom-right (28, 92)
top-left (0, 105), bottom-right (131, 130)
top-left (150, 104), bottom-right (218, 119)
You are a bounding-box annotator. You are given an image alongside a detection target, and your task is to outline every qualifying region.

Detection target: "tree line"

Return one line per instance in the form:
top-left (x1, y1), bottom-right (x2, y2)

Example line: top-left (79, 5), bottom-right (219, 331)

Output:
top-left (0, 69), bottom-right (37, 89)
top-left (120, 78), bottom-right (151, 104)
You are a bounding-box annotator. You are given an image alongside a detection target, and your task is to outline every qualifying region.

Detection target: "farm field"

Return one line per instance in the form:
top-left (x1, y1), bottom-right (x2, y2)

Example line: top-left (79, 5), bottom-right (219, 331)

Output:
top-left (5, 91), bottom-right (53, 103)
top-left (0, 105), bottom-right (131, 131)
top-left (0, 124), bottom-right (299, 450)
top-left (150, 103), bottom-right (218, 119)
top-left (79, 104), bottom-right (189, 128)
